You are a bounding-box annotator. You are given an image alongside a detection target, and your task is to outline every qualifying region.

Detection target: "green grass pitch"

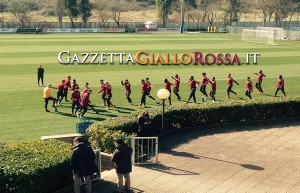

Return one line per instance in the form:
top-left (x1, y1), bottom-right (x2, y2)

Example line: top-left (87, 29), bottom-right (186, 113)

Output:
top-left (0, 33), bottom-right (299, 143)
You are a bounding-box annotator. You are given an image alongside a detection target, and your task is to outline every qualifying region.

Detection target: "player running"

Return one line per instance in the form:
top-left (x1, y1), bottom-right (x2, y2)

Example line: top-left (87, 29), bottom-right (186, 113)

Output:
top-left (57, 80), bottom-right (65, 104)
top-left (185, 76), bottom-right (200, 104)
top-left (164, 79), bottom-right (173, 105)
top-left (139, 79), bottom-right (148, 108)
top-left (121, 79), bottom-right (132, 105)
top-left (77, 90), bottom-right (92, 117)
top-left (104, 81), bottom-right (114, 109)
top-left (145, 77), bottom-right (156, 102)
top-left (208, 77), bottom-right (216, 101)
top-left (83, 82), bottom-right (96, 112)
top-left (200, 72), bottom-right (209, 97)
top-left (171, 74), bottom-right (181, 100)
top-left (63, 75), bottom-right (72, 102)
top-left (226, 73), bottom-right (239, 99)
top-left (254, 70), bottom-right (266, 94)
top-left (71, 79), bottom-right (79, 91)
top-left (71, 86), bottom-right (81, 116)
top-left (97, 79), bottom-right (107, 106)
top-left (245, 77), bottom-right (253, 99)
top-left (274, 75), bottom-right (287, 97)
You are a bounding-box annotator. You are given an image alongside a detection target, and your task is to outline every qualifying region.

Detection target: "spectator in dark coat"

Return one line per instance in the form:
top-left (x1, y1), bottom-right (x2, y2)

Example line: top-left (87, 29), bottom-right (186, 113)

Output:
top-left (37, 64), bottom-right (44, 86)
top-left (71, 137), bottom-right (98, 193)
top-left (112, 139), bottom-right (133, 193)
top-left (137, 112), bottom-right (151, 136)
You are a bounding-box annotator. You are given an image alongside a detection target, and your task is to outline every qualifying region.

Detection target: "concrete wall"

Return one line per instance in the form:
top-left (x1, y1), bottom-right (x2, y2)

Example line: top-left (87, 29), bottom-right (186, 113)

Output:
top-left (101, 152), bottom-right (114, 172)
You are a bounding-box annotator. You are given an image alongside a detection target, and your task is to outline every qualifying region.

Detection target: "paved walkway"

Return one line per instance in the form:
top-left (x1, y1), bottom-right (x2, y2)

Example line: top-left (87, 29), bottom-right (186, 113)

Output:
top-left (83, 121), bottom-right (300, 193)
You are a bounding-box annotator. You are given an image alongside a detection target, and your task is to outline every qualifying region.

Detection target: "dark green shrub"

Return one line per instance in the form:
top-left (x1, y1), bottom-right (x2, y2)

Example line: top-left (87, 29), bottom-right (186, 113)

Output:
top-left (87, 97), bottom-right (300, 153)
top-left (0, 140), bottom-right (72, 193)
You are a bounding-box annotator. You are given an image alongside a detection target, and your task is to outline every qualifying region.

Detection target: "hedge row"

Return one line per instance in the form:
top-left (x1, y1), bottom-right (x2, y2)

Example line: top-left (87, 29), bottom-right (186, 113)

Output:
top-left (0, 140), bottom-right (72, 193)
top-left (87, 97), bottom-right (300, 153)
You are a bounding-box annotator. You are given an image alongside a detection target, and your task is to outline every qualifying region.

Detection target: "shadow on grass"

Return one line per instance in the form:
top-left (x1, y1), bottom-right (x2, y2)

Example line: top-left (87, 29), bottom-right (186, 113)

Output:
top-left (113, 109), bottom-right (136, 114)
top-left (57, 112), bottom-right (105, 122)
top-left (113, 106), bottom-right (136, 111)
top-left (100, 113), bottom-right (118, 118)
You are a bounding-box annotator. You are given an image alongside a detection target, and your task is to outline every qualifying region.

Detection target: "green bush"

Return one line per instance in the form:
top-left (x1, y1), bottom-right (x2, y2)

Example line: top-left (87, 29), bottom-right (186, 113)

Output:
top-left (0, 140), bottom-right (72, 193)
top-left (87, 97), bottom-right (300, 153)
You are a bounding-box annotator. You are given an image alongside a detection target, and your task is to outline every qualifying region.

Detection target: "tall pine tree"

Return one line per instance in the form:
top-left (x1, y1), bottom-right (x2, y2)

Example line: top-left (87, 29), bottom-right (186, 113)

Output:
top-left (79, 0), bottom-right (92, 28)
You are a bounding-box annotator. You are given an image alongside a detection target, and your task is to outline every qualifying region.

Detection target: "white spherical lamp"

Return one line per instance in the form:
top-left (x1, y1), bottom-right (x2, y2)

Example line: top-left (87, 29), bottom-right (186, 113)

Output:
top-left (157, 89), bottom-right (170, 100)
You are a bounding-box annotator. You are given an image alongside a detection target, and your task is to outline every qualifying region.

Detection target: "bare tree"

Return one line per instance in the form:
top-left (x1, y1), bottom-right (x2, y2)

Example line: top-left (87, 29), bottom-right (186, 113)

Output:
top-left (195, 0), bottom-right (218, 22)
top-left (238, 0), bottom-right (254, 21)
top-left (156, 0), bottom-right (174, 27)
top-left (94, 0), bottom-right (110, 23)
top-left (55, 0), bottom-right (65, 28)
top-left (288, 0), bottom-right (300, 22)
top-left (220, 0), bottom-right (241, 23)
top-left (273, 0), bottom-right (290, 25)
top-left (6, 0), bottom-right (31, 26)
top-left (207, 11), bottom-right (216, 25)
top-left (179, 0), bottom-right (197, 24)
top-left (109, 0), bottom-right (126, 28)
top-left (256, 0), bottom-right (269, 23)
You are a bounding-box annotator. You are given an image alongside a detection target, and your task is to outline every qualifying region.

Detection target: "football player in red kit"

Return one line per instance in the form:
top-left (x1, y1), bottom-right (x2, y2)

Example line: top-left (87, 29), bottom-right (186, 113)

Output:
top-left (164, 79), bottom-right (173, 105)
top-left (71, 86), bottom-right (81, 116)
top-left (226, 73), bottom-right (239, 99)
top-left (171, 74), bottom-right (181, 100)
top-left (245, 77), bottom-right (253, 99)
top-left (77, 90), bottom-right (92, 117)
top-left (274, 75), bottom-right (286, 97)
top-left (145, 78), bottom-right (156, 102)
top-left (63, 75), bottom-right (71, 102)
top-left (57, 80), bottom-right (65, 104)
top-left (254, 70), bottom-right (266, 94)
top-left (139, 79), bottom-right (148, 108)
top-left (104, 81), bottom-right (114, 109)
top-left (208, 77), bottom-right (216, 101)
top-left (82, 82), bottom-right (96, 112)
top-left (200, 72), bottom-right (209, 97)
top-left (71, 79), bottom-right (79, 91)
top-left (121, 79), bottom-right (132, 105)
top-left (185, 76), bottom-right (200, 103)
top-left (97, 79), bottom-right (107, 106)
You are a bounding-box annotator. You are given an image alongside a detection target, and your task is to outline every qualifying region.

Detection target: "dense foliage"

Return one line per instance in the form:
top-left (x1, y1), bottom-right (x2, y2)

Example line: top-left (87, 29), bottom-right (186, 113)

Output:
top-left (0, 140), bottom-right (72, 193)
top-left (87, 97), bottom-right (300, 153)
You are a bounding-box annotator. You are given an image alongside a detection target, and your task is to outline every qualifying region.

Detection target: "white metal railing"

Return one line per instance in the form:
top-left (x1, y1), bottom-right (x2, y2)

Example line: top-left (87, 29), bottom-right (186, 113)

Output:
top-left (92, 148), bottom-right (101, 181)
top-left (131, 137), bottom-right (159, 165)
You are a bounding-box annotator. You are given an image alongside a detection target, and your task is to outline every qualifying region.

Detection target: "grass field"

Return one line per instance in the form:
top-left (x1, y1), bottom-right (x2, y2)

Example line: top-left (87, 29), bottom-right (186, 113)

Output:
top-left (0, 33), bottom-right (299, 143)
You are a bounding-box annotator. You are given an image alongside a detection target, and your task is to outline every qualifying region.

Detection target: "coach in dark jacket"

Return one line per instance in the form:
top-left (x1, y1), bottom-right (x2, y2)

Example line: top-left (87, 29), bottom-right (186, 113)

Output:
top-left (112, 139), bottom-right (133, 193)
top-left (71, 137), bottom-right (98, 193)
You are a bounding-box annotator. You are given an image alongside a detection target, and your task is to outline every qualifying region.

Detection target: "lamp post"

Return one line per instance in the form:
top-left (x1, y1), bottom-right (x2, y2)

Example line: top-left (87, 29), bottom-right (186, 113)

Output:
top-left (180, 0), bottom-right (184, 33)
top-left (157, 89), bottom-right (170, 149)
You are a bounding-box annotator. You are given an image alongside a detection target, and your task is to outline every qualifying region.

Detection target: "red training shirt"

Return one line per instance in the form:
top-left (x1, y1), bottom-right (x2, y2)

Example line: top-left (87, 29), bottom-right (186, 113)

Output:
top-left (71, 90), bottom-right (81, 102)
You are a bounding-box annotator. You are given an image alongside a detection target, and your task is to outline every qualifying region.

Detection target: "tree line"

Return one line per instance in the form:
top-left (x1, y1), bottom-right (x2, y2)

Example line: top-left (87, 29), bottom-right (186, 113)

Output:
top-left (0, 0), bottom-right (299, 28)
